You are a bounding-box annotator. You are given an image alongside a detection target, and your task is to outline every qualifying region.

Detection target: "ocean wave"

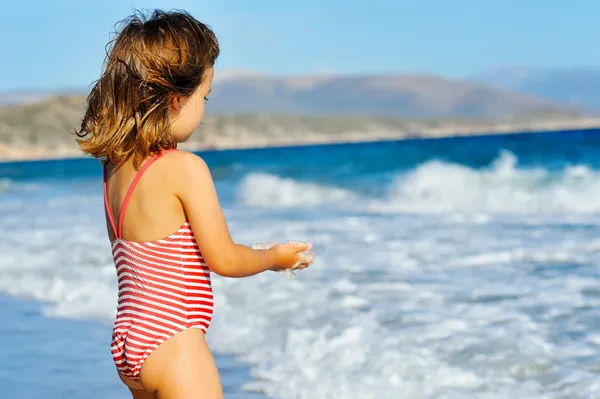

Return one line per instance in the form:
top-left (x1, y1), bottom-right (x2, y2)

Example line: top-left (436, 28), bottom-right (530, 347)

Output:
top-left (383, 151), bottom-right (600, 214)
top-left (0, 203), bottom-right (598, 399)
top-left (238, 152), bottom-right (600, 214)
top-left (1, 147), bottom-right (599, 398)
top-left (238, 172), bottom-right (358, 206)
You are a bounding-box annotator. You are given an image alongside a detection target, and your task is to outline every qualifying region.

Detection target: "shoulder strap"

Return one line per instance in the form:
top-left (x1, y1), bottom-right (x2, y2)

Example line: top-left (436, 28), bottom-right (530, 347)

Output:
top-left (117, 149), bottom-right (177, 238)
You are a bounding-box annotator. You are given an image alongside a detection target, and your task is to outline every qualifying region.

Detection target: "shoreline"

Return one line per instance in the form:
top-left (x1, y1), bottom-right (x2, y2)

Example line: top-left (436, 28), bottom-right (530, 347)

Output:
top-left (0, 293), bottom-right (265, 399)
top-left (2, 117), bottom-right (600, 163)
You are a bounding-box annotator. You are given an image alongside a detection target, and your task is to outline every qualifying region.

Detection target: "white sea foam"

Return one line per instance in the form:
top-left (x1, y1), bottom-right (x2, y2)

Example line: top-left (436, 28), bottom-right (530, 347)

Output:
top-left (238, 172), bottom-right (357, 206)
top-left (0, 153), bottom-right (599, 399)
top-left (237, 151), bottom-right (600, 216)
top-left (383, 151), bottom-right (600, 214)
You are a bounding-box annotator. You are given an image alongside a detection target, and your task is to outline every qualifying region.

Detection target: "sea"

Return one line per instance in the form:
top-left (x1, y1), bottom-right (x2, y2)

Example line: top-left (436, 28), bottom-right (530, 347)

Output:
top-left (0, 129), bottom-right (599, 399)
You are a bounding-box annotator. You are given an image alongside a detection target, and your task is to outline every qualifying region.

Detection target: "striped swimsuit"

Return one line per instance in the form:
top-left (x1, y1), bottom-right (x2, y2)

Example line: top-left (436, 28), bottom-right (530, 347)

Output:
top-left (103, 150), bottom-right (213, 380)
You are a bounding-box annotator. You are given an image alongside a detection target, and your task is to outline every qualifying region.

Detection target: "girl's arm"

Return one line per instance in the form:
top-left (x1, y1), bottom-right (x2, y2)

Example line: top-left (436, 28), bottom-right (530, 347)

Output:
top-left (174, 152), bottom-right (310, 278)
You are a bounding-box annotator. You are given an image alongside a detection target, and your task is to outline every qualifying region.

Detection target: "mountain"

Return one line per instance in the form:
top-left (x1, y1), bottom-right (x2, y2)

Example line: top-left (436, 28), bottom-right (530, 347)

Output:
top-left (206, 73), bottom-right (579, 119)
top-left (0, 92), bottom-right (51, 106)
top-left (0, 72), bottom-right (582, 120)
top-left (1, 72), bottom-right (596, 160)
top-left (1, 91), bottom-right (595, 162)
top-left (471, 67), bottom-right (600, 112)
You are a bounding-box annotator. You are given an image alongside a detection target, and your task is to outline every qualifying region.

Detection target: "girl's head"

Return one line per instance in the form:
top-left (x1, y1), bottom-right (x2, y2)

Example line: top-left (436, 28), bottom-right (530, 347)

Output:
top-left (76, 9), bottom-right (219, 167)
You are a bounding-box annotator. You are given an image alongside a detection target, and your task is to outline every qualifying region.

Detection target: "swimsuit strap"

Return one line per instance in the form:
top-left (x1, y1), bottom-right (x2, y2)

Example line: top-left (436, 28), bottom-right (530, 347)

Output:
top-left (104, 149), bottom-right (177, 239)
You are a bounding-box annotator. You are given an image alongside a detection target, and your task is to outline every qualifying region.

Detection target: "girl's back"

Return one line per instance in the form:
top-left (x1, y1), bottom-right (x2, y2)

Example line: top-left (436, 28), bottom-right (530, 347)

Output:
top-left (104, 150), bottom-right (188, 243)
top-left (104, 149), bottom-right (214, 383)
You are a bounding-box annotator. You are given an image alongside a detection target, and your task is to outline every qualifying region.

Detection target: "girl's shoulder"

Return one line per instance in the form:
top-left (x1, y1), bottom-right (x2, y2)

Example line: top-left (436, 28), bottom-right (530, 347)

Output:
top-left (160, 149), bottom-right (206, 164)
top-left (156, 150), bottom-right (214, 191)
top-left (161, 150), bottom-right (210, 175)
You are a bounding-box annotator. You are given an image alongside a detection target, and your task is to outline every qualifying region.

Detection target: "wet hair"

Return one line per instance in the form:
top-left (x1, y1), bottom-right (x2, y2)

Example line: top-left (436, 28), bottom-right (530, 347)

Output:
top-left (75, 9), bottom-right (219, 168)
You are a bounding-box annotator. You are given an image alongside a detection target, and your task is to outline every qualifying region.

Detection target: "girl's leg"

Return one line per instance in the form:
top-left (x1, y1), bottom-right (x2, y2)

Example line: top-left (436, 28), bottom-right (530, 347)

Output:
top-left (139, 328), bottom-right (224, 399)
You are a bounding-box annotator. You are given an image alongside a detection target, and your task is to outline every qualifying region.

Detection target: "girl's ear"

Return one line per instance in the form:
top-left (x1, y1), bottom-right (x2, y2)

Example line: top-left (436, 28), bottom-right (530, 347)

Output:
top-left (169, 94), bottom-right (184, 113)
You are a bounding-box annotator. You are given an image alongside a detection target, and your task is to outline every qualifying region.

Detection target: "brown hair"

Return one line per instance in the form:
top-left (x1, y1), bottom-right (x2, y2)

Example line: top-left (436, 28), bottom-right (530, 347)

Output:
top-left (75, 9), bottom-right (219, 168)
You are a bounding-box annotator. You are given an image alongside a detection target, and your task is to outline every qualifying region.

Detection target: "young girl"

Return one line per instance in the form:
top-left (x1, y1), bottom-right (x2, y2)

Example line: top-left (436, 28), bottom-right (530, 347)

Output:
top-left (75, 9), bottom-right (314, 399)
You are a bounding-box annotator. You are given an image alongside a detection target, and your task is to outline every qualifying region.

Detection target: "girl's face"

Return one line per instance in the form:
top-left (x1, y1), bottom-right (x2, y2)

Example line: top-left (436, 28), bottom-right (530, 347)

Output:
top-left (169, 67), bottom-right (214, 143)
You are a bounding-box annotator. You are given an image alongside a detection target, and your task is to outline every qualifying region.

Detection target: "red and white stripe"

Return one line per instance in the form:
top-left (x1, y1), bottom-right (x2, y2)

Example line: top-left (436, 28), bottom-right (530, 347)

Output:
top-left (109, 222), bottom-right (213, 379)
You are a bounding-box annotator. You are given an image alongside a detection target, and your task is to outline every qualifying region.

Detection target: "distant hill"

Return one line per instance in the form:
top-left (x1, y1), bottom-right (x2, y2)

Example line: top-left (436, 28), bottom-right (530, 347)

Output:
top-left (0, 89), bottom-right (85, 106)
top-left (206, 73), bottom-right (579, 118)
top-left (471, 67), bottom-right (600, 112)
top-left (1, 88), bottom-right (596, 161)
top-left (0, 72), bottom-right (581, 119)
top-left (1, 71), bottom-right (595, 160)
top-left (0, 92), bottom-right (51, 106)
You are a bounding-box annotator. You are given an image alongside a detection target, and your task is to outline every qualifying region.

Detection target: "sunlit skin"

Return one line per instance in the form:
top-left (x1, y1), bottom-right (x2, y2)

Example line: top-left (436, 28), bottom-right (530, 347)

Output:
top-left (168, 68), bottom-right (214, 144)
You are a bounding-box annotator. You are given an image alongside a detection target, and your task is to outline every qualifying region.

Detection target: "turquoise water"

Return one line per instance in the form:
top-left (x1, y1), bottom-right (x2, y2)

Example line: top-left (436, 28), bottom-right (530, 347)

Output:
top-left (1, 129), bottom-right (599, 398)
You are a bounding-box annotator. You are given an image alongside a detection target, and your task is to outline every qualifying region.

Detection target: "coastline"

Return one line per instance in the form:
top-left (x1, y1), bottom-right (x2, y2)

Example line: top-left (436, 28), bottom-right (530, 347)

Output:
top-left (2, 117), bottom-right (600, 163)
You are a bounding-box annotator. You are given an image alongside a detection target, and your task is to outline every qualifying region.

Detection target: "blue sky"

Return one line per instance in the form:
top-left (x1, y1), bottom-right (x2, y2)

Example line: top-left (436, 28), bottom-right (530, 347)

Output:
top-left (0, 0), bottom-right (597, 91)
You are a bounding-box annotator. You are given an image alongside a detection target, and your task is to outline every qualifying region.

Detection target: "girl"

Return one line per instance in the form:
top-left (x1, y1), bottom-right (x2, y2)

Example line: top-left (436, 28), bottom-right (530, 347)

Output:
top-left (75, 9), bottom-right (314, 399)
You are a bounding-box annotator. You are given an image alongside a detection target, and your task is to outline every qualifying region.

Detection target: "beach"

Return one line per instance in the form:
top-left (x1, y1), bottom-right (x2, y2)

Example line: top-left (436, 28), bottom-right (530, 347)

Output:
top-left (1, 130), bottom-right (599, 398)
top-left (2, 3), bottom-right (599, 397)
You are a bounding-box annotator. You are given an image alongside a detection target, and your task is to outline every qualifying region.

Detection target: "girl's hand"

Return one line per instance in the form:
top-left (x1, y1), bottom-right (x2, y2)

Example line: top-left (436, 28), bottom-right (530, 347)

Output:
top-left (270, 241), bottom-right (314, 272)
